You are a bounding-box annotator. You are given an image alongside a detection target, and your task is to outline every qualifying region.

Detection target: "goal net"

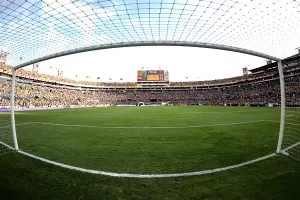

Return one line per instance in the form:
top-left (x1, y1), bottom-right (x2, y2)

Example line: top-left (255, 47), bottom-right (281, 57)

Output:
top-left (281, 61), bottom-right (300, 160)
top-left (0, 76), bottom-right (14, 155)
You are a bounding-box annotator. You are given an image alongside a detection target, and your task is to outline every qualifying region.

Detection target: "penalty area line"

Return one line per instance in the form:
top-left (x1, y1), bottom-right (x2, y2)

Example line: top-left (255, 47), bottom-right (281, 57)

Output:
top-left (14, 120), bottom-right (279, 129)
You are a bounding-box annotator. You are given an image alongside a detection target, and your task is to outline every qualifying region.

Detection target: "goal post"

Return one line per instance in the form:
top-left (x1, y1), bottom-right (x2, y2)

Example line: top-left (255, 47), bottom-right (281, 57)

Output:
top-left (10, 68), bottom-right (19, 151)
top-left (2, 59), bottom-right (300, 159)
top-left (1, 56), bottom-right (299, 163)
top-left (276, 60), bottom-right (285, 153)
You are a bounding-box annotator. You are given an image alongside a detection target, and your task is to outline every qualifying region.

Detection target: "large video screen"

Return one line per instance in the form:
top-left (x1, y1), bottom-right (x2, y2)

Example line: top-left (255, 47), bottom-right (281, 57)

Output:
top-left (137, 70), bottom-right (168, 82)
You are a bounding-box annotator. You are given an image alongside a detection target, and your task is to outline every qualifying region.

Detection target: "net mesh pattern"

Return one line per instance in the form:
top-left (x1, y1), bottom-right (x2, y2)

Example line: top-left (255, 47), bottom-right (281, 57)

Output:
top-left (0, 77), bottom-right (14, 155)
top-left (283, 61), bottom-right (300, 161)
top-left (0, 0), bottom-right (299, 66)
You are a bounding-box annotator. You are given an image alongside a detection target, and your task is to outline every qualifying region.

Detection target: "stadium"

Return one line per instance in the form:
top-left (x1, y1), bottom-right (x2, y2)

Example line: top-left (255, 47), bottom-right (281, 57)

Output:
top-left (0, 0), bottom-right (300, 199)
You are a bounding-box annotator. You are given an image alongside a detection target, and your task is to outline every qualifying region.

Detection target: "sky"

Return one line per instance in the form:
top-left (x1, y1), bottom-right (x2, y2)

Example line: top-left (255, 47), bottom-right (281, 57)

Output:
top-left (23, 46), bottom-right (267, 82)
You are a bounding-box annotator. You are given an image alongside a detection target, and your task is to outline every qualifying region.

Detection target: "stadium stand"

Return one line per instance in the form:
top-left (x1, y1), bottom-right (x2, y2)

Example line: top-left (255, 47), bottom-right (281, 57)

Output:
top-left (0, 54), bottom-right (299, 108)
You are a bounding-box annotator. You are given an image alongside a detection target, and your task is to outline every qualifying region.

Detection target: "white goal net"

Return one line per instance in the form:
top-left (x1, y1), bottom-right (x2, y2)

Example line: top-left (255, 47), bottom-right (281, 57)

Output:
top-left (0, 77), bottom-right (14, 155)
top-left (282, 60), bottom-right (300, 160)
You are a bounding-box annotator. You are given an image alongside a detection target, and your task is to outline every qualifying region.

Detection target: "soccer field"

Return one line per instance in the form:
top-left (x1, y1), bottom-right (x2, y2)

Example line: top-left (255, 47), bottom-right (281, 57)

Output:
top-left (1, 106), bottom-right (300, 199)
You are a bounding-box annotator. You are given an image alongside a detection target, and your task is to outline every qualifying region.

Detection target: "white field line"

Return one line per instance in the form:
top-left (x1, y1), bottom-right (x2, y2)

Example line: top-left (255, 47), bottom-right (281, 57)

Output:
top-left (285, 119), bottom-right (299, 123)
top-left (0, 125), bottom-right (11, 129)
top-left (98, 110), bottom-right (276, 115)
top-left (0, 140), bottom-right (15, 151)
top-left (0, 122), bottom-right (34, 129)
top-left (166, 110), bottom-right (277, 114)
top-left (286, 110), bottom-right (300, 113)
top-left (18, 150), bottom-right (277, 178)
top-left (16, 140), bottom-right (299, 178)
top-left (282, 142), bottom-right (300, 153)
top-left (18, 140), bottom-right (300, 178)
top-left (12, 120), bottom-right (279, 129)
top-left (2, 118), bottom-right (295, 178)
top-left (284, 122), bottom-right (300, 126)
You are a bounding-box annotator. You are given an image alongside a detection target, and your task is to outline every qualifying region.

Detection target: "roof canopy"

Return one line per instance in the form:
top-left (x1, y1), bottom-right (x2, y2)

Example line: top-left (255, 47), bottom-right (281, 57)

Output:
top-left (249, 53), bottom-right (300, 73)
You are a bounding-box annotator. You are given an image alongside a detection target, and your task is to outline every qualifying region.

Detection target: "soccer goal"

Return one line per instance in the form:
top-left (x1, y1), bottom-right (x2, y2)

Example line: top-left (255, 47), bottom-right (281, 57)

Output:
top-left (1, 54), bottom-right (300, 164)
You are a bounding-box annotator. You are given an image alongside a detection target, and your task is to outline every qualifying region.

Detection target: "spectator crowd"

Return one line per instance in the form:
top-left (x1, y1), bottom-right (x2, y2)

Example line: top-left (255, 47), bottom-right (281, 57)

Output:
top-left (0, 65), bottom-right (137, 87)
top-left (0, 63), bottom-right (299, 108)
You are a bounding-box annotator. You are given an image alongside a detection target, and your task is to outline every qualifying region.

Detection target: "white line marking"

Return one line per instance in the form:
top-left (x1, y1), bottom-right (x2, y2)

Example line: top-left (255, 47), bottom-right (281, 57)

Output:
top-left (5, 123), bottom-right (295, 178)
top-left (286, 110), bottom-right (300, 113)
top-left (285, 122), bottom-right (300, 126)
top-left (0, 140), bottom-right (15, 150)
top-left (14, 140), bottom-right (300, 178)
top-left (0, 118), bottom-right (294, 178)
top-left (282, 142), bottom-right (300, 153)
top-left (13, 120), bottom-right (279, 129)
top-left (17, 140), bottom-right (299, 178)
top-left (90, 110), bottom-right (276, 115)
top-left (18, 150), bottom-right (277, 178)
top-left (286, 119), bottom-right (300, 123)
top-left (0, 122), bottom-right (34, 129)
top-left (0, 125), bottom-right (11, 129)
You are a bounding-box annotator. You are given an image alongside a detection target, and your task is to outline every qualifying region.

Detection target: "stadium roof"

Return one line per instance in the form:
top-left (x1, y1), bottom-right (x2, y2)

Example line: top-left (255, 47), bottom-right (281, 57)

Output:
top-left (249, 53), bottom-right (300, 73)
top-left (0, 0), bottom-right (299, 67)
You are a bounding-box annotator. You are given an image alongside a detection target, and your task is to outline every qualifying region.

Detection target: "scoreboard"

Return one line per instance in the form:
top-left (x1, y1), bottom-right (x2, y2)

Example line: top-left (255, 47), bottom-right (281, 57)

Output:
top-left (137, 70), bottom-right (169, 82)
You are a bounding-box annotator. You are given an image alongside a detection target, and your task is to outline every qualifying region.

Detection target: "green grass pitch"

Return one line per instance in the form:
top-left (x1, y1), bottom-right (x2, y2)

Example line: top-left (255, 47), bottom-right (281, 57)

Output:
top-left (0, 106), bottom-right (300, 199)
